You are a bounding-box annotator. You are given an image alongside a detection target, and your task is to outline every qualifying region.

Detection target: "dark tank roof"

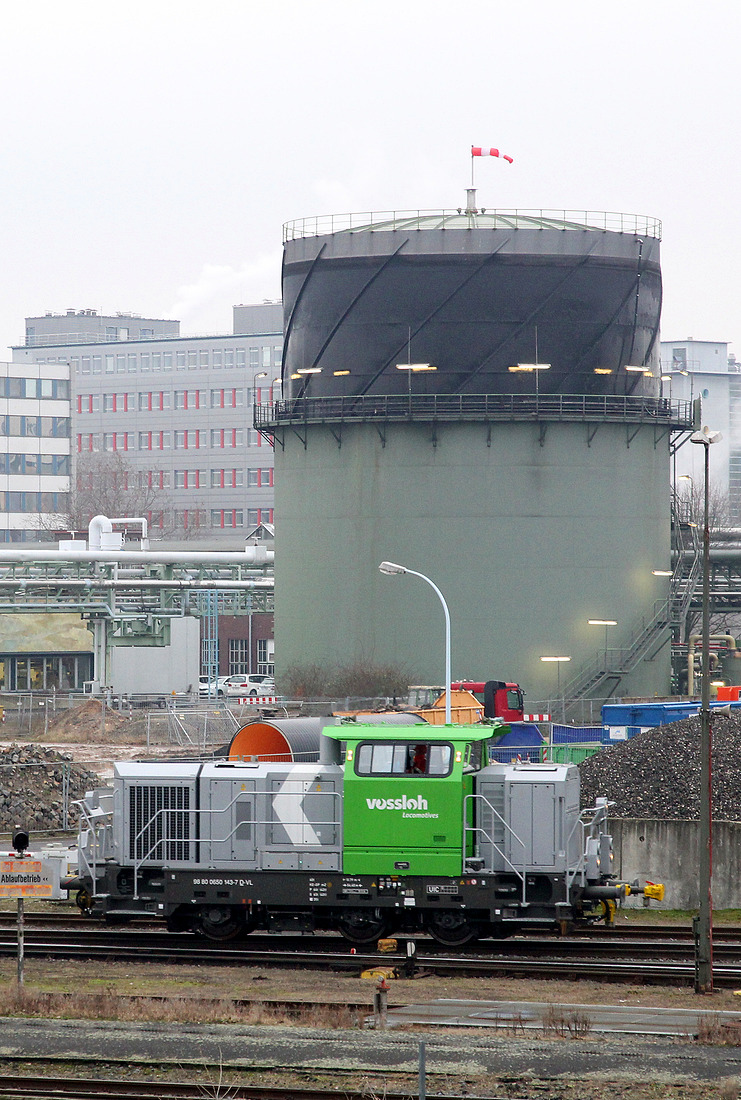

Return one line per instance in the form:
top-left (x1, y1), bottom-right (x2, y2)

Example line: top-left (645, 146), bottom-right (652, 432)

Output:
top-left (282, 208), bottom-right (663, 401)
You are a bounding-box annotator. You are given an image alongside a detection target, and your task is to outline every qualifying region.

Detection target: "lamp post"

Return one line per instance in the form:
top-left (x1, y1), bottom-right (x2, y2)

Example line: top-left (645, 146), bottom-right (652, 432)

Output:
top-left (691, 424), bottom-right (722, 994)
top-left (540, 656), bottom-right (571, 721)
top-left (508, 363), bottom-right (551, 411)
top-left (587, 619), bottom-right (617, 667)
top-left (396, 363), bottom-right (437, 413)
top-left (379, 561), bottom-right (451, 724)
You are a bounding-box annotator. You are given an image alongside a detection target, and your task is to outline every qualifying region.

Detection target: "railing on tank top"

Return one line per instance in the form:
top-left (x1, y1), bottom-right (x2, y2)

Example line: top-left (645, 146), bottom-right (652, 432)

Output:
top-left (255, 393), bottom-right (693, 429)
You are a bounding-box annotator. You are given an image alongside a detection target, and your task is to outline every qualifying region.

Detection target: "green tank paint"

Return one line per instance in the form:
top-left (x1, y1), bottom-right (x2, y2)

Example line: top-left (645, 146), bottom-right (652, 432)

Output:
top-left (331, 724), bottom-right (499, 876)
top-left (275, 420), bottom-right (671, 701)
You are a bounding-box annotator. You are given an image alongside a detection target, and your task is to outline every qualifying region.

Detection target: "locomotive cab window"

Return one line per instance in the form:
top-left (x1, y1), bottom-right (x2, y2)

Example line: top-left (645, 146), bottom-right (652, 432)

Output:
top-left (355, 741), bottom-right (453, 777)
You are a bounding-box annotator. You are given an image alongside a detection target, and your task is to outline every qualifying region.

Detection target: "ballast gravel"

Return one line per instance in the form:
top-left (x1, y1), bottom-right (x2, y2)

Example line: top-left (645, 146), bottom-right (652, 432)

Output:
top-left (0, 743), bottom-right (100, 832)
top-left (578, 713), bottom-right (741, 819)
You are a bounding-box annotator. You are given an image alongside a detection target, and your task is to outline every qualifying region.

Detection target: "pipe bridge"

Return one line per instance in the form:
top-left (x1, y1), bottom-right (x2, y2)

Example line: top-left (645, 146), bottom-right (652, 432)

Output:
top-left (0, 548), bottom-right (274, 647)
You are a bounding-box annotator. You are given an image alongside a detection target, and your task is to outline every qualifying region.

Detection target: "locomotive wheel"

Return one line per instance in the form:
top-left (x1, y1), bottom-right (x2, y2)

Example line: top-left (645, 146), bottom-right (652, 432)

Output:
top-left (427, 912), bottom-right (480, 946)
top-left (337, 910), bottom-right (389, 944)
top-left (75, 888), bottom-right (93, 915)
top-left (193, 905), bottom-right (244, 941)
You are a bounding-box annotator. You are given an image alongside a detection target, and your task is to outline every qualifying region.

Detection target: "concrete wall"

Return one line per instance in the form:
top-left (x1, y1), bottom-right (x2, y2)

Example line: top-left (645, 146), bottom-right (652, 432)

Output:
top-left (275, 418), bottom-right (671, 699)
top-left (613, 818), bottom-right (741, 910)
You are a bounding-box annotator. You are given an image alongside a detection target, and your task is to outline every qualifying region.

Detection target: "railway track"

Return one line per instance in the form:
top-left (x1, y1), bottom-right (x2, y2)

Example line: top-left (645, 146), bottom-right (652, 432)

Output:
top-left (0, 1075), bottom-right (486, 1100)
top-left (1, 925), bottom-right (741, 985)
top-left (2, 912), bottom-right (740, 941)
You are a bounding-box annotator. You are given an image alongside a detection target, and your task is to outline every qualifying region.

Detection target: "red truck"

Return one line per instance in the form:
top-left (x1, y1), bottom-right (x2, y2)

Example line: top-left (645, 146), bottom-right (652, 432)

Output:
top-left (450, 680), bottom-right (525, 722)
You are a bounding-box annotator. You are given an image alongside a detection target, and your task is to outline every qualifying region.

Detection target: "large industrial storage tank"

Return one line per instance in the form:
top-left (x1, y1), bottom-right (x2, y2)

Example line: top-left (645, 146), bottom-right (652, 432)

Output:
top-left (264, 204), bottom-right (692, 705)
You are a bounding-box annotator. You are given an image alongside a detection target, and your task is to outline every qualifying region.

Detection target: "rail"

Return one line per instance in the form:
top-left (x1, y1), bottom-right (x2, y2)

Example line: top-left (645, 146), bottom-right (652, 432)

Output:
top-left (257, 393), bottom-right (693, 430)
top-left (283, 208), bottom-right (662, 241)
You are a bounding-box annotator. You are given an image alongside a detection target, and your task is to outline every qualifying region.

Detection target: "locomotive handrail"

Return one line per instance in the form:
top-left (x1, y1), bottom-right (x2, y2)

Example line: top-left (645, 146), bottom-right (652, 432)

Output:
top-left (565, 800), bottom-right (613, 891)
top-left (73, 799), bottom-right (114, 897)
top-left (129, 792), bottom-right (342, 899)
top-left (463, 793), bottom-right (527, 904)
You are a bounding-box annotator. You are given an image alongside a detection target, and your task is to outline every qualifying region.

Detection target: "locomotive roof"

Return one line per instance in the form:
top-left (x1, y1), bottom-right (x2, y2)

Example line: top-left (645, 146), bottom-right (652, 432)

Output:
top-left (324, 723), bottom-right (502, 742)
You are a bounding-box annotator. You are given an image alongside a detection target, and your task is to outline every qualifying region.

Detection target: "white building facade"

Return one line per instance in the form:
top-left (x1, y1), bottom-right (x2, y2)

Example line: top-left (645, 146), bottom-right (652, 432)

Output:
top-left (12, 303), bottom-right (282, 545)
top-left (0, 359), bottom-right (71, 542)
top-left (660, 338), bottom-right (739, 512)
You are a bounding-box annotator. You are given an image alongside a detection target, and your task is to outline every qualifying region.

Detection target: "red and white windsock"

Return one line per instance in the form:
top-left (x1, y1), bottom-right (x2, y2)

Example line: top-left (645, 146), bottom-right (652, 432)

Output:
top-left (471, 146), bottom-right (513, 163)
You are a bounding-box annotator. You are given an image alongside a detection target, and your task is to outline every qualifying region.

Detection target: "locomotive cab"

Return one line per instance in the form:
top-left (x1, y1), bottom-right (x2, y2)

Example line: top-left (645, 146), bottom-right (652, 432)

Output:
top-left (328, 724), bottom-right (496, 877)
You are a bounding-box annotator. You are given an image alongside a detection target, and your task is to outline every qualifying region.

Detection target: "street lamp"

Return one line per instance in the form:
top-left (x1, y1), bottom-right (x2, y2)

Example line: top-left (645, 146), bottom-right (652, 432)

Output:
top-left (395, 363), bottom-right (437, 409)
top-left (690, 423), bottom-right (722, 994)
top-left (379, 561), bottom-right (452, 724)
top-left (587, 619), bottom-right (617, 665)
top-left (540, 656), bottom-right (571, 721)
top-left (508, 363), bottom-right (551, 407)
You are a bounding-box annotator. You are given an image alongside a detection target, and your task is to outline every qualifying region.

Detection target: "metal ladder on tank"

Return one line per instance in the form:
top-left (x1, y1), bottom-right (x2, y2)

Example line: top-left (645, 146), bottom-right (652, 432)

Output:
top-left (561, 494), bottom-right (702, 714)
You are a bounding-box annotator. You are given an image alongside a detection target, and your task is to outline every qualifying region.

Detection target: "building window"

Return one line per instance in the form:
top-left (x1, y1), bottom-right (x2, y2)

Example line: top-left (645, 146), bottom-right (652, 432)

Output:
top-left (224, 349), bottom-right (234, 368)
top-left (187, 350), bottom-right (197, 369)
top-left (174, 430), bottom-right (186, 449)
top-left (211, 429), bottom-right (223, 448)
top-left (210, 389), bottom-right (223, 409)
top-left (249, 348), bottom-right (259, 368)
top-left (92, 356), bottom-right (102, 374)
top-left (256, 638), bottom-right (274, 676)
top-left (247, 469), bottom-right (259, 487)
top-left (152, 353), bottom-right (161, 372)
top-left (262, 347), bottom-right (270, 367)
top-left (229, 639), bottom-right (250, 676)
top-left (103, 395), bottom-right (115, 413)
top-left (140, 353), bottom-right (150, 372)
top-left (199, 350), bottom-right (209, 367)
top-left (213, 350), bottom-right (222, 368)
top-left (128, 354), bottom-right (137, 373)
top-left (175, 390), bottom-right (186, 410)
top-left (237, 349), bottom-right (246, 368)
top-left (211, 469), bottom-right (222, 488)
top-left (174, 471), bottom-right (186, 488)
top-left (163, 352), bottom-right (173, 370)
top-left (176, 351), bottom-right (186, 370)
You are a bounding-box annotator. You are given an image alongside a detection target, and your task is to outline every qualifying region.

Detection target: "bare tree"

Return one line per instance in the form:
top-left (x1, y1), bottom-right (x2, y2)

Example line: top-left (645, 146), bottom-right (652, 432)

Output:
top-left (35, 451), bottom-right (171, 536)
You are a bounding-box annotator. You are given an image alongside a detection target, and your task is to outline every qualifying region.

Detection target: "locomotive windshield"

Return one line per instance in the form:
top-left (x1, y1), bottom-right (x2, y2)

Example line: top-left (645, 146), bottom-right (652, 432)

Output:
top-left (355, 741), bottom-right (452, 777)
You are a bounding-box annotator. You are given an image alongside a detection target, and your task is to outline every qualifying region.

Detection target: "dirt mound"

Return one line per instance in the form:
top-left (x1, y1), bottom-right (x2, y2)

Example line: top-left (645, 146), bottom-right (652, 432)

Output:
top-left (578, 713), bottom-right (741, 820)
top-left (45, 699), bottom-right (134, 743)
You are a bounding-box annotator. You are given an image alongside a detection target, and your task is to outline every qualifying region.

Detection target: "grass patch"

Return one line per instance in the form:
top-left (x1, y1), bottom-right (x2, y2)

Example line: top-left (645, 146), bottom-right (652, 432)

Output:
top-left (1, 987), bottom-right (363, 1028)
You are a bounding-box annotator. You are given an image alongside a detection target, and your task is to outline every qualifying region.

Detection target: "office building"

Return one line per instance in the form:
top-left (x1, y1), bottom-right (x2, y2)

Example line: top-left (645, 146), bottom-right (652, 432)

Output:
top-left (12, 303), bottom-right (282, 545)
top-left (0, 358), bottom-right (71, 543)
top-left (659, 338), bottom-right (738, 512)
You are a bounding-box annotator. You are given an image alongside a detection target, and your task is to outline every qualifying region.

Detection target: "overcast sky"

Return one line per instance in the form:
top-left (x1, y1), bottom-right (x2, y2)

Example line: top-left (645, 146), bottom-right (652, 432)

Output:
top-left (1, 0), bottom-right (738, 354)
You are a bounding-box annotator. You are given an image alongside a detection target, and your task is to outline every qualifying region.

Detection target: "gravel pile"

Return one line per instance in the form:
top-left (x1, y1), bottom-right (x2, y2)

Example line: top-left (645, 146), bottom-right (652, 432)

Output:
top-left (0, 744), bottom-right (101, 833)
top-left (578, 714), bottom-right (741, 820)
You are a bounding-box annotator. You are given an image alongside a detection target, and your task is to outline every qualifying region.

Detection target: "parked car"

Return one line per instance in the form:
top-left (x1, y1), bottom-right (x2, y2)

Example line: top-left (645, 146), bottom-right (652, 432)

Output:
top-left (198, 676), bottom-right (231, 698)
top-left (224, 674), bottom-right (276, 697)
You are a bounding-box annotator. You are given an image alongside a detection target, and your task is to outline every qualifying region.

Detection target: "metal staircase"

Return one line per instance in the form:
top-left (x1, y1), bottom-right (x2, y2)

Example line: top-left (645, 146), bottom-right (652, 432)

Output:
top-left (562, 495), bottom-right (702, 714)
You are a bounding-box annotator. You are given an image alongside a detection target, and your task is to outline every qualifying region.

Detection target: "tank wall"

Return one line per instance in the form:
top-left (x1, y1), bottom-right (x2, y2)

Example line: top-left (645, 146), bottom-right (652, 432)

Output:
top-left (274, 421), bottom-right (671, 699)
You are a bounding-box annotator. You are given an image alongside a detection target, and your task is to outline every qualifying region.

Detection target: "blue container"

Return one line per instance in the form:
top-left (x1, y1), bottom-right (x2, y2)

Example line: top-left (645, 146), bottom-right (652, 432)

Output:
top-left (601, 700), bottom-right (741, 742)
